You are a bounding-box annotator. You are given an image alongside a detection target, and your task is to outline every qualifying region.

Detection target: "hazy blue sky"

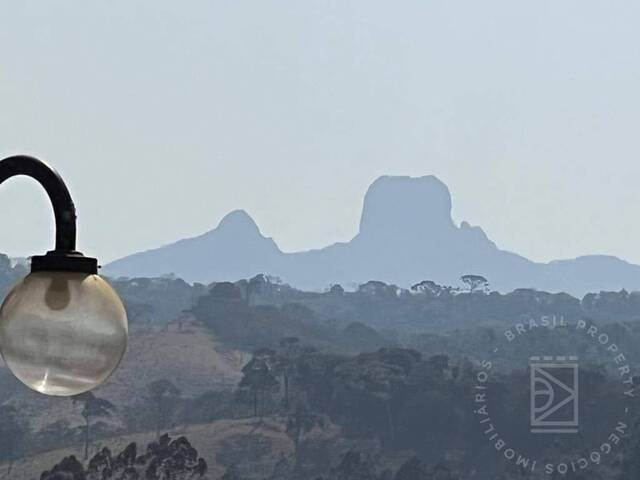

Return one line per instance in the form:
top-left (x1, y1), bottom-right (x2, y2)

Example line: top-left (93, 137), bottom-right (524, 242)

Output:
top-left (2, 1), bottom-right (640, 265)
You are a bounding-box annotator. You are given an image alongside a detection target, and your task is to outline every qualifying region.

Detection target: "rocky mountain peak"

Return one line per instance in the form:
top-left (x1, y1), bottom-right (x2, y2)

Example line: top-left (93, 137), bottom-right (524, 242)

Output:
top-left (212, 209), bottom-right (261, 237)
top-left (358, 175), bottom-right (455, 240)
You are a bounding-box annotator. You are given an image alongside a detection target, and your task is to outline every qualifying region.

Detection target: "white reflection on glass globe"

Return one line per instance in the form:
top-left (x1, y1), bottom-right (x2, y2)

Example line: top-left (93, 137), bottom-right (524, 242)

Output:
top-left (0, 272), bottom-right (128, 396)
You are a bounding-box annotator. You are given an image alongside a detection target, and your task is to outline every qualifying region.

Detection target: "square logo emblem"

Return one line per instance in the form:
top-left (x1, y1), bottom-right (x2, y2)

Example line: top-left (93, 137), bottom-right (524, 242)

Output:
top-left (530, 356), bottom-right (579, 433)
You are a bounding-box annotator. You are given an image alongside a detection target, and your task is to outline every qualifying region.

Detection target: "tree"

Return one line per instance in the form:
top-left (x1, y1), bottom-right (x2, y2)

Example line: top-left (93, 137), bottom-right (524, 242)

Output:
top-left (144, 434), bottom-right (207, 479)
top-left (286, 401), bottom-right (321, 466)
top-left (411, 280), bottom-right (443, 296)
top-left (236, 274), bottom-right (266, 306)
top-left (460, 274), bottom-right (489, 293)
top-left (210, 281), bottom-right (243, 300)
top-left (274, 337), bottom-right (301, 410)
top-left (41, 434), bottom-right (207, 479)
top-left (77, 393), bottom-right (116, 460)
top-left (239, 355), bottom-right (279, 417)
top-left (247, 273), bottom-right (266, 305)
top-left (147, 379), bottom-right (181, 438)
top-left (0, 405), bottom-right (29, 474)
top-left (333, 349), bottom-right (420, 443)
top-left (358, 281), bottom-right (391, 296)
top-left (40, 455), bottom-right (85, 480)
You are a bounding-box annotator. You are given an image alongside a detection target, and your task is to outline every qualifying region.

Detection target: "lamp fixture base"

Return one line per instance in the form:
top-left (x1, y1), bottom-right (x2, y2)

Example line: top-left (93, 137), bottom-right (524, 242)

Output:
top-left (31, 251), bottom-right (98, 275)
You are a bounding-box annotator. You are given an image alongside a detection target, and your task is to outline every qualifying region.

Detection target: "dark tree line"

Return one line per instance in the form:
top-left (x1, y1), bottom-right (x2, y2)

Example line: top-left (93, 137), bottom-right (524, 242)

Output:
top-left (40, 434), bottom-right (206, 480)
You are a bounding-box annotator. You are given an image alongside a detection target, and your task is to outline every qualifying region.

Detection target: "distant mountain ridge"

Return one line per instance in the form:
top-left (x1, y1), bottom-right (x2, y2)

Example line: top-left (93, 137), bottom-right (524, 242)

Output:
top-left (104, 176), bottom-right (640, 297)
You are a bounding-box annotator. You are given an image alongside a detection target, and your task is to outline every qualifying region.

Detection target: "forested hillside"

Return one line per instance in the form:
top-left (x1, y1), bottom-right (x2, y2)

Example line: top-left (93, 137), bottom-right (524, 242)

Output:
top-left (1, 255), bottom-right (640, 479)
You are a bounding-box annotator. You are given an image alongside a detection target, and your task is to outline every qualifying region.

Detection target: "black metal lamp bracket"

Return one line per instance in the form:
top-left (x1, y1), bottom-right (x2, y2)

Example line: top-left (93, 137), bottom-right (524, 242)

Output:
top-left (0, 155), bottom-right (98, 274)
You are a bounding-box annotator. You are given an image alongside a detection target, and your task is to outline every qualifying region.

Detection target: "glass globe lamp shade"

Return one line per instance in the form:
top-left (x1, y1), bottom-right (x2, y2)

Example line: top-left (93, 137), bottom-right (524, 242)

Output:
top-left (0, 271), bottom-right (128, 396)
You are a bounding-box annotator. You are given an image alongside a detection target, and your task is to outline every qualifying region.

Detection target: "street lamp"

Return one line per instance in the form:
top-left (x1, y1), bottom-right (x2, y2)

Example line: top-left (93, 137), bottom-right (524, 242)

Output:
top-left (0, 155), bottom-right (128, 396)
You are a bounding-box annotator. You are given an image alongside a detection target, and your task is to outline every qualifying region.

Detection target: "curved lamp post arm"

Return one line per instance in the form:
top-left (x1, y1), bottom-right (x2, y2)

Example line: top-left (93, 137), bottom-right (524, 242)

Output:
top-left (0, 155), bottom-right (77, 252)
top-left (0, 155), bottom-right (97, 274)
